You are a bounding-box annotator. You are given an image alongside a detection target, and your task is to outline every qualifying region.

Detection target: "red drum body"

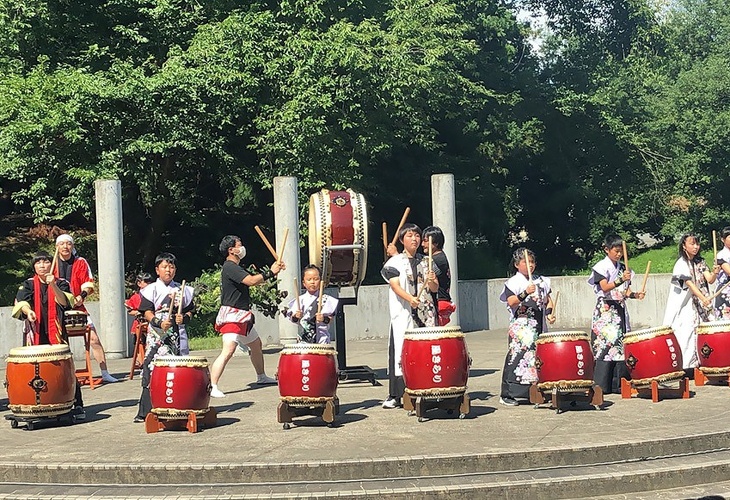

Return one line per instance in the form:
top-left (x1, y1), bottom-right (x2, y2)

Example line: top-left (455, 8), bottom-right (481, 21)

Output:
top-left (308, 189), bottom-right (368, 287)
top-left (401, 326), bottom-right (470, 396)
top-left (535, 331), bottom-right (595, 390)
top-left (150, 356), bottom-right (211, 418)
top-left (5, 345), bottom-right (76, 417)
top-left (624, 326), bottom-right (684, 385)
top-left (697, 321), bottom-right (730, 373)
top-left (63, 310), bottom-right (88, 335)
top-left (278, 344), bottom-right (338, 400)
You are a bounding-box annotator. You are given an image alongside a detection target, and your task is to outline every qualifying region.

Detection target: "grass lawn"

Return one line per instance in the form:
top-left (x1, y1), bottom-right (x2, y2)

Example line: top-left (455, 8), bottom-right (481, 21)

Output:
top-left (189, 336), bottom-right (222, 351)
top-left (582, 244), bottom-right (714, 276)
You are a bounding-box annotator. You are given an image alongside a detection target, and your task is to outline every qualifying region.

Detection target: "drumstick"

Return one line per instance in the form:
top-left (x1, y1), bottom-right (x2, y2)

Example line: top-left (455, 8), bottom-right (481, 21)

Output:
top-left (552, 291), bottom-right (560, 318)
top-left (713, 230), bottom-right (718, 265)
top-left (317, 279), bottom-right (325, 314)
top-left (177, 280), bottom-right (186, 315)
top-left (382, 222), bottom-right (388, 251)
top-left (389, 207), bottom-right (411, 246)
top-left (428, 236), bottom-right (433, 274)
top-left (707, 280), bottom-right (730, 304)
top-left (49, 245), bottom-right (59, 276)
top-left (622, 241), bottom-right (630, 272)
top-left (277, 228), bottom-right (289, 265)
top-left (294, 278), bottom-right (301, 312)
top-left (640, 261), bottom-right (651, 294)
top-left (254, 225), bottom-right (279, 261)
top-left (523, 249), bottom-right (533, 282)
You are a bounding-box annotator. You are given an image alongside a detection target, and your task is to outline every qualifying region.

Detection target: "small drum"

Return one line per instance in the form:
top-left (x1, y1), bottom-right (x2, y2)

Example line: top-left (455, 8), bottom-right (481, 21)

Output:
top-left (278, 344), bottom-right (338, 402)
top-left (5, 345), bottom-right (76, 417)
top-left (401, 326), bottom-right (470, 397)
top-left (308, 188), bottom-right (368, 287)
top-left (624, 326), bottom-right (685, 386)
top-left (149, 356), bottom-right (211, 419)
top-left (697, 320), bottom-right (730, 374)
top-left (535, 331), bottom-right (594, 390)
top-left (63, 310), bottom-right (88, 335)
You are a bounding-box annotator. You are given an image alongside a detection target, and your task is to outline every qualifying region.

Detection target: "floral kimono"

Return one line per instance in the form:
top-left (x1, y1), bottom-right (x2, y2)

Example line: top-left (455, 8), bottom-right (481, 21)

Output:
top-left (499, 273), bottom-right (551, 397)
top-left (715, 247), bottom-right (730, 319)
top-left (588, 256), bottom-right (634, 362)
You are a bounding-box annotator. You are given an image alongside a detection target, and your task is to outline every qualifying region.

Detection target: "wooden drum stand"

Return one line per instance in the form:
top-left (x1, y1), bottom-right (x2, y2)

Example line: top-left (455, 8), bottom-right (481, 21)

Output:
top-left (277, 397), bottom-right (339, 430)
top-left (530, 383), bottom-right (603, 414)
top-left (145, 408), bottom-right (217, 434)
top-left (404, 390), bottom-right (470, 423)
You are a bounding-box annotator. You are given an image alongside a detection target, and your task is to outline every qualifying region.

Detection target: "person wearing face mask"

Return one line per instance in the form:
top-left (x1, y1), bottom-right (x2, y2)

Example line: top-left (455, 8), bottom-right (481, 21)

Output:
top-left (209, 234), bottom-right (285, 398)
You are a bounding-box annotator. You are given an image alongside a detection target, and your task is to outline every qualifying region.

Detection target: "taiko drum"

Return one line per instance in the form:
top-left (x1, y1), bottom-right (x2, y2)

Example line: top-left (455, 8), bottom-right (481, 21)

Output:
top-left (150, 356), bottom-right (211, 417)
top-left (308, 188), bottom-right (369, 288)
top-left (401, 326), bottom-right (470, 396)
top-left (5, 344), bottom-right (76, 417)
top-left (697, 320), bottom-right (730, 373)
top-left (624, 326), bottom-right (685, 385)
top-left (535, 331), bottom-right (595, 389)
top-left (278, 344), bottom-right (338, 400)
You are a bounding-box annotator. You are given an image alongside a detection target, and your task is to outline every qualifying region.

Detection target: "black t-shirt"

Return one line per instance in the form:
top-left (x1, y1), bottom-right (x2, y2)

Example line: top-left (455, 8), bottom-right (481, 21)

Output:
top-left (432, 251), bottom-right (451, 301)
top-left (221, 260), bottom-right (252, 310)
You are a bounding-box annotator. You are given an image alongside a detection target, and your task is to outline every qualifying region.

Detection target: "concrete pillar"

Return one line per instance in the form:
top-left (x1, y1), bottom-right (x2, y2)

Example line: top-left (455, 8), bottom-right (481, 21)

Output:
top-left (274, 176), bottom-right (301, 345)
top-left (94, 179), bottom-right (127, 359)
top-left (431, 174), bottom-right (460, 326)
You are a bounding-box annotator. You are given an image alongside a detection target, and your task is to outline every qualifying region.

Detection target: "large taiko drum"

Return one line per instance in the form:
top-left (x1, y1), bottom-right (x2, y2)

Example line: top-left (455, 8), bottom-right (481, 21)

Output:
top-left (535, 331), bottom-right (595, 390)
top-left (63, 310), bottom-right (88, 335)
top-left (149, 356), bottom-right (211, 419)
top-left (401, 326), bottom-right (470, 397)
top-left (308, 188), bottom-right (368, 288)
top-left (697, 320), bottom-right (730, 374)
top-left (624, 326), bottom-right (685, 386)
top-left (278, 344), bottom-right (338, 401)
top-left (5, 345), bottom-right (76, 417)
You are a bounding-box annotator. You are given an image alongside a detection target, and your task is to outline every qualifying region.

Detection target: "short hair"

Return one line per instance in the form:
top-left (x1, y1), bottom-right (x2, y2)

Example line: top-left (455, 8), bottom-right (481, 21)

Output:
top-left (31, 252), bottom-right (53, 271)
top-left (603, 234), bottom-right (623, 250)
top-left (219, 235), bottom-right (241, 257)
top-left (398, 223), bottom-right (422, 243)
top-left (303, 264), bottom-right (322, 277)
top-left (678, 233), bottom-right (700, 261)
top-left (136, 272), bottom-right (154, 284)
top-left (511, 247), bottom-right (536, 268)
top-left (422, 226), bottom-right (445, 250)
top-left (721, 226), bottom-right (730, 240)
top-left (155, 252), bottom-right (177, 267)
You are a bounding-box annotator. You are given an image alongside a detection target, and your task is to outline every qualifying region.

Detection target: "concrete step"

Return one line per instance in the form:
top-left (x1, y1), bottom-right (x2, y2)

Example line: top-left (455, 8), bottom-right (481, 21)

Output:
top-left (2, 443), bottom-right (730, 498)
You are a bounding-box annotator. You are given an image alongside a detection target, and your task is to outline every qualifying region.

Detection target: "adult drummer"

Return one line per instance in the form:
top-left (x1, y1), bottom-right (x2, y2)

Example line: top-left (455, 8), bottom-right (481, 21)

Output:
top-left (54, 234), bottom-right (119, 383)
top-left (12, 252), bottom-right (85, 419)
top-left (381, 223), bottom-right (439, 409)
top-left (209, 235), bottom-right (284, 398)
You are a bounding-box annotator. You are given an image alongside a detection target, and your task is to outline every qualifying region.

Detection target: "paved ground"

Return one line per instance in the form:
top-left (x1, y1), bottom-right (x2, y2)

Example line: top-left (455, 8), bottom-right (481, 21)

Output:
top-left (2, 327), bottom-right (730, 468)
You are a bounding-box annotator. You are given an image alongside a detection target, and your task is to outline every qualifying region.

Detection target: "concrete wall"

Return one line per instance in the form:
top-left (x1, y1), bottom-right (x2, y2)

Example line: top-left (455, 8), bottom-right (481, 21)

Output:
top-left (0, 275), bottom-right (674, 358)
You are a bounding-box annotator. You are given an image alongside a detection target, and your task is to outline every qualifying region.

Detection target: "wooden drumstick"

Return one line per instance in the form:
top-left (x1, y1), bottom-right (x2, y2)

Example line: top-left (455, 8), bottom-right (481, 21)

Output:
top-left (524, 249), bottom-right (533, 282)
top-left (713, 230), bottom-right (718, 265)
top-left (317, 279), bottom-right (325, 314)
top-left (382, 222), bottom-right (388, 251)
top-left (177, 280), bottom-right (186, 315)
top-left (277, 228), bottom-right (289, 265)
top-left (49, 245), bottom-right (59, 276)
top-left (552, 291), bottom-right (559, 318)
top-left (254, 225), bottom-right (279, 261)
top-left (389, 207), bottom-right (411, 246)
top-left (706, 280), bottom-right (730, 304)
top-left (640, 261), bottom-right (651, 294)
top-left (622, 241), bottom-right (630, 272)
top-left (294, 278), bottom-right (302, 312)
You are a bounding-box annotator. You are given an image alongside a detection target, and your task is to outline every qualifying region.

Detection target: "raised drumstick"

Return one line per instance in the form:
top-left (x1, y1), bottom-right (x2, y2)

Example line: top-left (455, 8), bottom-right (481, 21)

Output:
top-left (277, 228), bottom-right (289, 265)
top-left (640, 261), bottom-right (651, 294)
top-left (382, 222), bottom-right (388, 251)
top-left (389, 207), bottom-right (411, 246)
top-left (552, 291), bottom-right (560, 318)
top-left (317, 279), bottom-right (325, 314)
top-left (523, 249), bottom-right (533, 282)
top-left (177, 280), bottom-right (186, 315)
top-left (294, 278), bottom-right (302, 312)
top-left (622, 241), bottom-right (630, 272)
top-left (255, 225), bottom-right (279, 261)
top-left (713, 230), bottom-right (718, 265)
top-left (49, 245), bottom-right (59, 276)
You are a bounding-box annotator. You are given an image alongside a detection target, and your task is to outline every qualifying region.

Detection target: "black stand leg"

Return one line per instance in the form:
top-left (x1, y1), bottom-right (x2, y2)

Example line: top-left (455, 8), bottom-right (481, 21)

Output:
top-left (334, 294), bottom-right (377, 385)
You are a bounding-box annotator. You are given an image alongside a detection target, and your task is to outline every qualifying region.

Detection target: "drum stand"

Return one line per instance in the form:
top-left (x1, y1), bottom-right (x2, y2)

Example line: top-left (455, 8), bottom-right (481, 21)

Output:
top-left (5, 411), bottom-right (79, 431)
top-left (694, 368), bottom-right (730, 387)
top-left (620, 377), bottom-right (690, 402)
top-left (144, 407), bottom-right (217, 434)
top-left (403, 392), bottom-right (470, 422)
top-left (277, 397), bottom-right (340, 430)
top-left (67, 326), bottom-right (102, 389)
top-left (529, 383), bottom-right (604, 414)
top-left (332, 287), bottom-right (377, 386)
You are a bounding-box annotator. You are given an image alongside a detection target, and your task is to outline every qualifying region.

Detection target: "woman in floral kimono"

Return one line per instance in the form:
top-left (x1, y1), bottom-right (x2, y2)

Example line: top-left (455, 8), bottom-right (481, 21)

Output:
top-left (714, 227), bottom-right (730, 319)
top-left (498, 248), bottom-right (555, 406)
top-left (589, 234), bottom-right (645, 394)
top-left (663, 233), bottom-right (717, 374)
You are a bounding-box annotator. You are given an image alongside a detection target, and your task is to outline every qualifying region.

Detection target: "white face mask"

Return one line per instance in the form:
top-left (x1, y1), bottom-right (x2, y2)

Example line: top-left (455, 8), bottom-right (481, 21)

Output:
top-left (236, 245), bottom-right (247, 259)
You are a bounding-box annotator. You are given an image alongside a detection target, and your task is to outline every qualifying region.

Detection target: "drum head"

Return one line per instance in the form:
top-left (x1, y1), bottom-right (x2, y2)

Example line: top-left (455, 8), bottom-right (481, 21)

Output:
top-left (535, 330), bottom-right (589, 344)
top-left (624, 325), bottom-right (673, 344)
top-left (7, 344), bottom-right (72, 362)
top-left (152, 355), bottom-right (209, 367)
top-left (281, 343), bottom-right (337, 356)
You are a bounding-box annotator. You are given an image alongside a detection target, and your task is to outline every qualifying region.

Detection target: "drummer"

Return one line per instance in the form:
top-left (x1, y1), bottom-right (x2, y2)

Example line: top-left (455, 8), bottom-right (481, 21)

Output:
top-left (422, 226), bottom-right (455, 326)
top-left (133, 252), bottom-right (195, 422)
top-left (12, 251), bottom-right (85, 419)
top-left (381, 223), bottom-right (439, 409)
top-left (285, 265), bottom-right (339, 344)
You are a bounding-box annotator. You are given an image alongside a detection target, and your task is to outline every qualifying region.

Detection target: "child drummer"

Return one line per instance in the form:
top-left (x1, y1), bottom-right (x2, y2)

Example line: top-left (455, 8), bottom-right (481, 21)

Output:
top-left (285, 265), bottom-right (339, 344)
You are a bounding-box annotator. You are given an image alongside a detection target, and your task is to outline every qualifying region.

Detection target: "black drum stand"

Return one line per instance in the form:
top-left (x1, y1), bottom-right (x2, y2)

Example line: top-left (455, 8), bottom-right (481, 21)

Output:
top-left (5, 410), bottom-right (79, 430)
top-left (333, 289), bottom-right (377, 386)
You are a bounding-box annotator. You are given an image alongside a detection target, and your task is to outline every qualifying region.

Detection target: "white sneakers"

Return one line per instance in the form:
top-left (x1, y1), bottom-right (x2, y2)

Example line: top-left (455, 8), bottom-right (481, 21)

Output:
top-left (101, 371), bottom-right (119, 383)
top-left (382, 397), bottom-right (399, 409)
top-left (210, 386), bottom-right (226, 398)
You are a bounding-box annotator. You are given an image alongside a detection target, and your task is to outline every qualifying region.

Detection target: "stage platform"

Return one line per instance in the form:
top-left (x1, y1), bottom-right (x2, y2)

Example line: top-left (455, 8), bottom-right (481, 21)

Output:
top-left (1, 328), bottom-right (730, 499)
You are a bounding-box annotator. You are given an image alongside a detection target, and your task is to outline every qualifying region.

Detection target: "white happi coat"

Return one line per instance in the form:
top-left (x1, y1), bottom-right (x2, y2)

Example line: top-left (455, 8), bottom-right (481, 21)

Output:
top-left (141, 278), bottom-right (194, 355)
top-left (382, 253), bottom-right (418, 376)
